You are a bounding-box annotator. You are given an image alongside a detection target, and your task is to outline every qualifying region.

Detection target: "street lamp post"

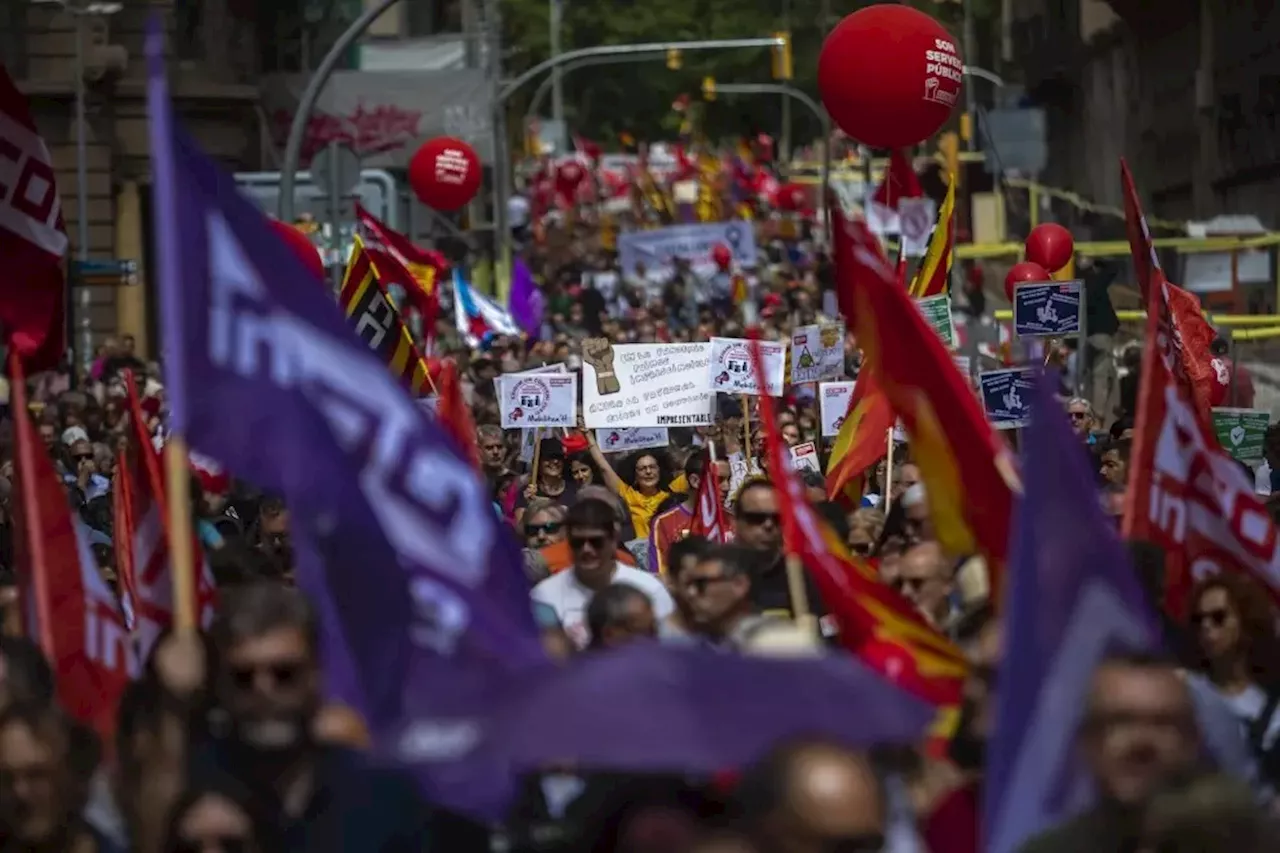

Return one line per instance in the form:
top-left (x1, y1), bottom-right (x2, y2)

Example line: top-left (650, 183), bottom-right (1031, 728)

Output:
top-left (32, 0), bottom-right (122, 368)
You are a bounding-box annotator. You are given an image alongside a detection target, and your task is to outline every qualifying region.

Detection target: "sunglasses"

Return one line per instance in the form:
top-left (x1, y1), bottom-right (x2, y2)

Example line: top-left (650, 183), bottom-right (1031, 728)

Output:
top-left (569, 534), bottom-right (610, 552)
top-left (684, 574), bottom-right (732, 595)
top-left (892, 577), bottom-right (928, 593)
top-left (739, 510), bottom-right (779, 527)
top-left (850, 542), bottom-right (872, 556)
top-left (1068, 411), bottom-right (1089, 421)
top-left (525, 521), bottom-right (563, 537)
top-left (172, 837), bottom-right (252, 853)
top-left (1193, 608), bottom-right (1230, 628)
top-left (73, 453), bottom-right (94, 463)
top-left (229, 659), bottom-right (306, 692)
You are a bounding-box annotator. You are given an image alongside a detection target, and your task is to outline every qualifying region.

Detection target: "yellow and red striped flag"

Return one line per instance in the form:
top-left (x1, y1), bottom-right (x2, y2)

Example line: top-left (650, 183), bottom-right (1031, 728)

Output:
top-left (338, 237), bottom-right (433, 395)
top-left (908, 172), bottom-right (955, 298)
top-left (834, 206), bottom-right (1018, 576)
top-left (824, 368), bottom-right (894, 505)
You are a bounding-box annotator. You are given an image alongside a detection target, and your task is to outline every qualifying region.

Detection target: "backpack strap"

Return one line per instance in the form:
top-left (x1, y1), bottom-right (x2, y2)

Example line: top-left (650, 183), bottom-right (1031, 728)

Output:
top-left (1248, 689), bottom-right (1280, 753)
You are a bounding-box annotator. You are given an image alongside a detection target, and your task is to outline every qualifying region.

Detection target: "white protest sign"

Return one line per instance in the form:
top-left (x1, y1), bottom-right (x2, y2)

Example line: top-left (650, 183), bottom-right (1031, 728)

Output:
top-left (497, 373), bottom-right (577, 429)
top-left (594, 427), bottom-right (671, 454)
top-left (790, 324), bottom-right (845, 384)
top-left (581, 340), bottom-right (714, 428)
top-left (790, 441), bottom-right (821, 474)
top-left (709, 337), bottom-right (787, 397)
top-left (819, 381), bottom-right (856, 437)
top-left (726, 451), bottom-right (752, 508)
top-left (898, 196), bottom-right (937, 258)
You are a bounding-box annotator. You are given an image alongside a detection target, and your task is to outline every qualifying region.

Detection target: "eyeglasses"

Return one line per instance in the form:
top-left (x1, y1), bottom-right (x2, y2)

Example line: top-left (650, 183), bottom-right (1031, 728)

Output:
top-left (892, 576), bottom-right (929, 593)
top-left (525, 521), bottom-right (563, 537)
top-left (738, 510), bottom-right (779, 527)
top-left (1193, 608), bottom-right (1230, 628)
top-left (569, 534), bottom-right (610, 552)
top-left (73, 453), bottom-right (94, 463)
top-left (684, 574), bottom-right (733, 595)
top-left (229, 659), bottom-right (307, 692)
top-left (172, 837), bottom-right (252, 853)
top-left (1068, 411), bottom-right (1089, 421)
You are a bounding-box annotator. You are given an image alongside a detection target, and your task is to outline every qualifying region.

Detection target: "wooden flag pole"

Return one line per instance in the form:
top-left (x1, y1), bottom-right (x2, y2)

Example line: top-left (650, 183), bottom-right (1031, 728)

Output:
top-left (883, 426), bottom-right (896, 514)
top-left (164, 436), bottom-right (198, 633)
top-left (741, 394), bottom-right (753, 470)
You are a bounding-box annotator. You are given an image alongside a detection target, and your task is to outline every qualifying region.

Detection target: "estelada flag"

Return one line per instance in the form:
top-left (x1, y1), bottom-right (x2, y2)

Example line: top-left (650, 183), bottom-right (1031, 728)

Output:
top-left (833, 206), bottom-right (1018, 573)
top-left (748, 335), bottom-right (966, 711)
top-left (338, 236), bottom-right (433, 395)
top-left (825, 368), bottom-right (894, 505)
top-left (354, 204), bottom-right (446, 341)
top-left (1119, 159), bottom-right (1229, 423)
top-left (909, 172), bottom-right (956, 299)
top-left (0, 65), bottom-right (68, 372)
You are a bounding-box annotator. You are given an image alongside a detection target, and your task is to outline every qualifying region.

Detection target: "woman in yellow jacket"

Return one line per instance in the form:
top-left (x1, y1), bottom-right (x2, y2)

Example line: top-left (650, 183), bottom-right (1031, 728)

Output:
top-left (584, 430), bottom-right (686, 540)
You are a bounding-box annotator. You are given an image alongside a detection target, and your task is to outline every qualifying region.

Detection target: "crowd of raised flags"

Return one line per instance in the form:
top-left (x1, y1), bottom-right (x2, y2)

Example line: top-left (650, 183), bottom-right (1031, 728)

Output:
top-left (2, 12), bottom-right (1280, 853)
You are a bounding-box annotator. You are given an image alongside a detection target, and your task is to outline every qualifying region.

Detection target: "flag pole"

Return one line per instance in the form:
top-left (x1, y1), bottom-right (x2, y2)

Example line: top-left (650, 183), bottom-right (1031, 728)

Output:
top-left (164, 435), bottom-right (198, 632)
top-left (741, 394), bottom-right (752, 470)
top-left (883, 426), bottom-right (896, 514)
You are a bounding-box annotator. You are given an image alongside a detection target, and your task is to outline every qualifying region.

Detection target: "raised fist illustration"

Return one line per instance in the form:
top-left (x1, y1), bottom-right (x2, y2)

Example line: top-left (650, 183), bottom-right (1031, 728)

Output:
top-left (582, 337), bottom-right (621, 395)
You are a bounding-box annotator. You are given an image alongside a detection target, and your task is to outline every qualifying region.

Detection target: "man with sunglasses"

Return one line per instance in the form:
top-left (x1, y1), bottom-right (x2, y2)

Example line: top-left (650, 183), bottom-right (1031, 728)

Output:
top-left (195, 583), bottom-right (430, 850)
top-left (733, 480), bottom-right (828, 628)
top-left (531, 498), bottom-right (673, 649)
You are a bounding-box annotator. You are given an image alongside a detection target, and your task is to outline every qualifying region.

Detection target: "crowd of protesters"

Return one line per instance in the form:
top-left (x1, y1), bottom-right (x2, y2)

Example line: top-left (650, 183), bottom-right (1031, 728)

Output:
top-left (5, 153), bottom-right (1280, 853)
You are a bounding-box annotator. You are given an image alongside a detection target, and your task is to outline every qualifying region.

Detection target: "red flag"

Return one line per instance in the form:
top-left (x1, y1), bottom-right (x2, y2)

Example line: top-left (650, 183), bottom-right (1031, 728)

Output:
top-left (11, 354), bottom-right (134, 739)
top-left (1119, 160), bottom-right (1230, 423)
top-left (0, 65), bottom-right (67, 372)
top-left (688, 449), bottom-right (730, 543)
top-left (436, 358), bottom-right (480, 471)
top-left (872, 148), bottom-right (923, 210)
top-left (834, 207), bottom-right (1018, 574)
top-left (747, 336), bottom-right (966, 709)
top-left (354, 204), bottom-right (447, 342)
top-left (825, 369), bottom-right (894, 505)
top-left (116, 371), bottom-right (217, 653)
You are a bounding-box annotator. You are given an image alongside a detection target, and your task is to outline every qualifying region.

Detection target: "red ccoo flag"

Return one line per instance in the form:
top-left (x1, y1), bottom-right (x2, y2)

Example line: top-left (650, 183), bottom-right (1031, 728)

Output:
top-left (0, 65), bottom-right (67, 372)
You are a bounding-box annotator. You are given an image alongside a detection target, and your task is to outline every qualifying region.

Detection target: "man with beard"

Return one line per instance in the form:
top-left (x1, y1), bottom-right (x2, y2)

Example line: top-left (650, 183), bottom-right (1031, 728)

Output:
top-left (196, 583), bottom-right (429, 850)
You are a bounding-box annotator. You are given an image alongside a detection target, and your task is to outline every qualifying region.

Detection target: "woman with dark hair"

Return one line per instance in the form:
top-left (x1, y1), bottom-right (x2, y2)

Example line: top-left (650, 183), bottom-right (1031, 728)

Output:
top-left (568, 451), bottom-right (603, 488)
top-left (1187, 573), bottom-right (1280, 787)
top-left (161, 773), bottom-right (284, 853)
top-left (584, 438), bottom-right (687, 539)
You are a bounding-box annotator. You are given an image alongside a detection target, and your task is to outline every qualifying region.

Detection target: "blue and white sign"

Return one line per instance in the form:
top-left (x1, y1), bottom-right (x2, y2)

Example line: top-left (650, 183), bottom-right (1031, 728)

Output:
top-left (979, 367), bottom-right (1036, 430)
top-left (618, 221), bottom-right (758, 279)
top-left (1013, 280), bottom-right (1082, 337)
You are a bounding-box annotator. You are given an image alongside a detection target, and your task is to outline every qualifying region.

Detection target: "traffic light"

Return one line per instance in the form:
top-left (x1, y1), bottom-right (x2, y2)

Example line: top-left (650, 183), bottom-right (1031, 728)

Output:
top-left (771, 31), bottom-right (793, 80)
top-left (666, 48), bottom-right (682, 70)
top-left (938, 131), bottom-right (959, 183)
top-left (702, 76), bottom-right (716, 101)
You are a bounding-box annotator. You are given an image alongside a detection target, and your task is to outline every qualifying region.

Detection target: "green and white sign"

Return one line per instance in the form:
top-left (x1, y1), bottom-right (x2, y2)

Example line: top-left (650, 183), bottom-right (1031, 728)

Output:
top-left (1212, 407), bottom-right (1270, 461)
top-left (915, 294), bottom-right (956, 350)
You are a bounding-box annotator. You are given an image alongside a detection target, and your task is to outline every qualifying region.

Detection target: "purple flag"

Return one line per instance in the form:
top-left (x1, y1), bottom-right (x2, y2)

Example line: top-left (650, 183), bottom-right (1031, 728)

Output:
top-left (983, 370), bottom-right (1160, 853)
top-left (492, 640), bottom-right (936, 774)
top-left (146, 19), bottom-right (547, 818)
top-left (507, 256), bottom-right (543, 338)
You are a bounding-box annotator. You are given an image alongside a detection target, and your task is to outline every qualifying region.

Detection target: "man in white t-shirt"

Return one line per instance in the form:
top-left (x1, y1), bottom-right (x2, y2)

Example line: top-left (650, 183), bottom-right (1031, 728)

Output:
top-left (531, 497), bottom-right (673, 649)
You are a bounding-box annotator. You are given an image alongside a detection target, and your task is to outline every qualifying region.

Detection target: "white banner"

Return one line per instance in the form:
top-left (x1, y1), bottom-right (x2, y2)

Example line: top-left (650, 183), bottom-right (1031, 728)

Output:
top-left (617, 220), bottom-right (757, 280)
top-left (709, 337), bottom-right (787, 397)
top-left (581, 341), bottom-right (714, 428)
top-left (819, 381), bottom-right (856, 437)
top-left (595, 427), bottom-right (671, 454)
top-left (790, 324), bottom-right (845, 384)
top-left (497, 373), bottom-right (578, 429)
top-left (790, 441), bottom-right (821, 474)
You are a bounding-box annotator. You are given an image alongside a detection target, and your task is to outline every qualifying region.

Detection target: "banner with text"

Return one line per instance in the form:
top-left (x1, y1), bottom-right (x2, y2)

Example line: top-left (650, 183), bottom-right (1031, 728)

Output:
top-left (709, 337), bottom-right (787, 397)
top-left (582, 341), bottom-right (714, 428)
top-left (497, 373), bottom-right (577, 429)
top-left (790, 324), bottom-right (846, 384)
top-left (595, 427), bottom-right (671, 454)
top-left (617, 221), bottom-right (758, 279)
top-left (819, 381), bottom-right (856, 437)
top-left (979, 367), bottom-right (1036, 430)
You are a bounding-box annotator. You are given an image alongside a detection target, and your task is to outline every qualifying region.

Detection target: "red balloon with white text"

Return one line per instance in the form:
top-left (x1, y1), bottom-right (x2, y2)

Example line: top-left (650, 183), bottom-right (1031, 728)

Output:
top-left (408, 137), bottom-right (482, 212)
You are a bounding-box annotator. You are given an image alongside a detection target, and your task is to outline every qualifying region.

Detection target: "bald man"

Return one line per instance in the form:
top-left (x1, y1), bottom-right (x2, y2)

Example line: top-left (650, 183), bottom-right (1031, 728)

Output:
top-left (897, 541), bottom-right (956, 634)
top-left (736, 739), bottom-right (885, 853)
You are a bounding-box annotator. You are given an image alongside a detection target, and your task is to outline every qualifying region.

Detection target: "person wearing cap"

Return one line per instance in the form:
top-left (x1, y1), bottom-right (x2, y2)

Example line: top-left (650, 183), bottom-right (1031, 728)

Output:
top-left (516, 438), bottom-right (578, 520)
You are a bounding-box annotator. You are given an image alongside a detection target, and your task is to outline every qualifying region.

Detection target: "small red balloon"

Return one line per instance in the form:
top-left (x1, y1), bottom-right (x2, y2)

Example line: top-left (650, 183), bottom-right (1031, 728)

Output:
top-left (775, 182), bottom-right (807, 212)
top-left (1024, 223), bottom-right (1074, 273)
top-left (711, 244), bottom-right (733, 271)
top-left (1004, 261), bottom-right (1051, 302)
top-left (818, 4), bottom-right (964, 149)
top-left (408, 137), bottom-right (482, 212)
top-left (268, 219), bottom-right (324, 280)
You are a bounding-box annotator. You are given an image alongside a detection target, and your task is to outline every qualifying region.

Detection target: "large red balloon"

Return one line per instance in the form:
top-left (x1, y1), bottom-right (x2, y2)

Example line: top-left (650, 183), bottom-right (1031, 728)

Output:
top-left (268, 219), bottom-right (324, 280)
top-left (818, 4), bottom-right (964, 149)
top-left (1024, 223), bottom-right (1074, 273)
top-left (1004, 261), bottom-right (1051, 302)
top-left (408, 137), bottom-right (482, 212)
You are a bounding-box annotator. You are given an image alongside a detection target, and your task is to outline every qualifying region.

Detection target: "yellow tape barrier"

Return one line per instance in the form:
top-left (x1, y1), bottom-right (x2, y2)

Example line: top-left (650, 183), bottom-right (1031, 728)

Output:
top-left (991, 309), bottom-right (1280, 331)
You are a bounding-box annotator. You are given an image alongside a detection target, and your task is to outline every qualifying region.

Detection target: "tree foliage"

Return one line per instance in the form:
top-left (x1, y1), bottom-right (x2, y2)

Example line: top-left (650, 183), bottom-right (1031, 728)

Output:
top-left (500, 0), bottom-right (1000, 147)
